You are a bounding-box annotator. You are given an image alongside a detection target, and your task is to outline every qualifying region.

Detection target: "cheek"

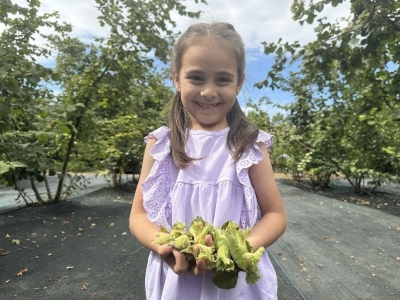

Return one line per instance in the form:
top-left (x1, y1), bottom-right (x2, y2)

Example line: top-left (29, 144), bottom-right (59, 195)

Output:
top-left (225, 90), bottom-right (238, 102)
top-left (179, 91), bottom-right (192, 108)
top-left (180, 86), bottom-right (196, 100)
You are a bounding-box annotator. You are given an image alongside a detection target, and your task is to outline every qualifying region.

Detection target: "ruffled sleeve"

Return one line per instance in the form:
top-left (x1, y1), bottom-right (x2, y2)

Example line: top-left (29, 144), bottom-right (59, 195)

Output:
top-left (236, 130), bottom-right (274, 228)
top-left (142, 126), bottom-right (173, 230)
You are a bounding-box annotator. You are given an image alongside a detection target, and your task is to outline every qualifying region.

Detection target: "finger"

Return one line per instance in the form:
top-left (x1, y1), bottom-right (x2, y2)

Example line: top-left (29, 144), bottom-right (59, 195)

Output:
top-left (205, 234), bottom-right (214, 247)
top-left (171, 248), bottom-right (188, 274)
top-left (193, 259), bottom-right (206, 277)
top-left (157, 244), bottom-right (172, 259)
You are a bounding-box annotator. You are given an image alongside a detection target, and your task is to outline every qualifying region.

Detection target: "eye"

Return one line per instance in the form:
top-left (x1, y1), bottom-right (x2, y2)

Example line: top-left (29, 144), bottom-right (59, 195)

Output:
top-left (216, 77), bottom-right (232, 85)
top-left (188, 75), bottom-right (203, 83)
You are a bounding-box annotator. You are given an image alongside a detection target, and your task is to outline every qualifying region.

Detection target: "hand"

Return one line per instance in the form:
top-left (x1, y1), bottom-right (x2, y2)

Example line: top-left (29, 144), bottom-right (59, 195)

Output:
top-left (157, 234), bottom-right (215, 277)
top-left (157, 244), bottom-right (188, 274)
top-left (189, 234), bottom-right (215, 277)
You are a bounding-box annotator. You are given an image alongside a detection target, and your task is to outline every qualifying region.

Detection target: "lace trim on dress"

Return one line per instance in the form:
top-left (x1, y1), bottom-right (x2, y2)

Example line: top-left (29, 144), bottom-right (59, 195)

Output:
top-left (236, 130), bottom-right (274, 228)
top-left (142, 126), bottom-right (173, 230)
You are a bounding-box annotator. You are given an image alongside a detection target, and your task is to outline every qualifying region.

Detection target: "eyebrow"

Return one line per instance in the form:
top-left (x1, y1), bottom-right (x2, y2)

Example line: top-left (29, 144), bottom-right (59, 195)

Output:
top-left (184, 69), bottom-right (235, 77)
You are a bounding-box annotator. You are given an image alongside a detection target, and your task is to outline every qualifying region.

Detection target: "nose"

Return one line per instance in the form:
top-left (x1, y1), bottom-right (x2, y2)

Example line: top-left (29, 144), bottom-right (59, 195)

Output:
top-left (200, 82), bottom-right (217, 99)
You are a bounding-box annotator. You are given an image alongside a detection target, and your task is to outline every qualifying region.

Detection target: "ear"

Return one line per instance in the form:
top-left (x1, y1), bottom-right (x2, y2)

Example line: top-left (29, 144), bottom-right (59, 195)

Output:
top-left (173, 70), bottom-right (180, 92)
top-left (236, 75), bottom-right (244, 95)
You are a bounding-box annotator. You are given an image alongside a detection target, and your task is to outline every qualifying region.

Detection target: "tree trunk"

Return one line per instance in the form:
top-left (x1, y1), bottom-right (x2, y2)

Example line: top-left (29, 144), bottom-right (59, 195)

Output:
top-left (53, 57), bottom-right (114, 203)
top-left (54, 130), bottom-right (76, 203)
top-left (43, 171), bottom-right (53, 202)
top-left (29, 176), bottom-right (44, 205)
top-left (11, 169), bottom-right (31, 206)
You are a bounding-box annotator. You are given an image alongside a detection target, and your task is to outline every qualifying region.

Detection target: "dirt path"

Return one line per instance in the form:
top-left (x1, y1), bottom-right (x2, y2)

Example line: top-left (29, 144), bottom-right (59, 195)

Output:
top-left (0, 187), bottom-right (147, 300)
top-left (0, 185), bottom-right (306, 300)
top-left (1, 181), bottom-right (399, 299)
top-left (274, 173), bottom-right (400, 218)
top-left (270, 182), bottom-right (400, 300)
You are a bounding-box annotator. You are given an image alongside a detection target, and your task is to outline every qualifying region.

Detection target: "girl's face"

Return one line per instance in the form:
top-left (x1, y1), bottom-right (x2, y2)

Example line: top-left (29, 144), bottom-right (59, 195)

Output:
top-left (173, 41), bottom-right (243, 131)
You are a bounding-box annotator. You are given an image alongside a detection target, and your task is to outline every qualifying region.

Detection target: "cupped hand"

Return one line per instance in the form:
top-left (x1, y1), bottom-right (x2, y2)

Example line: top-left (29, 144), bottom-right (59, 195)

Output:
top-left (190, 234), bottom-right (215, 277)
top-left (157, 244), bottom-right (187, 274)
top-left (158, 234), bottom-right (216, 277)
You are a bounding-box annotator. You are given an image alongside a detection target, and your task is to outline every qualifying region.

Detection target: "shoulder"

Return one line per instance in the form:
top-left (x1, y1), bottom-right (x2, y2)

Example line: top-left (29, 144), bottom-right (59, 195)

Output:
top-left (247, 130), bottom-right (274, 175)
top-left (236, 129), bottom-right (274, 170)
top-left (144, 126), bottom-right (170, 144)
top-left (255, 129), bottom-right (274, 151)
top-left (144, 126), bottom-right (171, 161)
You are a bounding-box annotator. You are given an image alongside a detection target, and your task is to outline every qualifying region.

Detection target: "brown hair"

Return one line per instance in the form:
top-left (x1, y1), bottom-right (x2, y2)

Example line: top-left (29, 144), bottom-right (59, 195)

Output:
top-left (169, 22), bottom-right (258, 168)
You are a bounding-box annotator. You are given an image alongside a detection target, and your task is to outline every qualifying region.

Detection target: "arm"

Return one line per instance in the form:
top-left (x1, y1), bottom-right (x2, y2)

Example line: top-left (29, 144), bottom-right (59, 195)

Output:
top-left (129, 138), bottom-right (209, 275)
top-left (246, 142), bottom-right (287, 250)
top-left (129, 137), bottom-right (161, 252)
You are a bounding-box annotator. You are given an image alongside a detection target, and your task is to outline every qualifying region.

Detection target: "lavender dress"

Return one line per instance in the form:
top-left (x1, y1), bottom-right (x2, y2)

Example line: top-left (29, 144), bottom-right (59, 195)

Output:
top-left (142, 126), bottom-right (278, 300)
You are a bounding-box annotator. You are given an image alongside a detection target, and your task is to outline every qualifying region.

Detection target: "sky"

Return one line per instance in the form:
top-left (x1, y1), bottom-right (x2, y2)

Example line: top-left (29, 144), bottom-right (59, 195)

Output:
top-left (14, 0), bottom-right (351, 115)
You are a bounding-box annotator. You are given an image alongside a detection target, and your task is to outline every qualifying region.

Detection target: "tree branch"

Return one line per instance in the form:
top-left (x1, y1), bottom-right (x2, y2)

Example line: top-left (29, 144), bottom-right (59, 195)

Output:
top-left (54, 54), bottom-right (117, 202)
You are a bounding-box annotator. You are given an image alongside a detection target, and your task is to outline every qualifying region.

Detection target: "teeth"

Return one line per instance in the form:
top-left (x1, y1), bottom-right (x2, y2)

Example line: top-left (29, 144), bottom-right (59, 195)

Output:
top-left (197, 102), bottom-right (218, 108)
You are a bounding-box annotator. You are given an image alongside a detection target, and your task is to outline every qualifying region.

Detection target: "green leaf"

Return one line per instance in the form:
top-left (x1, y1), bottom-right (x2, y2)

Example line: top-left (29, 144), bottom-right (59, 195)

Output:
top-left (359, 115), bottom-right (367, 122)
top-left (314, 25), bottom-right (324, 33)
top-left (0, 161), bottom-right (11, 176)
top-left (315, 3), bottom-right (324, 12)
top-left (245, 269), bottom-right (261, 284)
top-left (37, 133), bottom-right (49, 142)
top-left (255, 81), bottom-right (264, 89)
top-left (306, 14), bottom-right (316, 24)
top-left (369, 58), bottom-right (381, 69)
top-left (29, 75), bottom-right (41, 84)
top-left (9, 162), bottom-right (27, 169)
top-left (70, 124), bottom-right (78, 134)
top-left (6, 78), bottom-right (19, 94)
top-left (51, 72), bottom-right (61, 81)
top-left (212, 270), bottom-right (238, 289)
top-left (0, 161), bottom-right (27, 175)
top-left (0, 103), bottom-right (10, 115)
top-left (60, 125), bottom-right (70, 134)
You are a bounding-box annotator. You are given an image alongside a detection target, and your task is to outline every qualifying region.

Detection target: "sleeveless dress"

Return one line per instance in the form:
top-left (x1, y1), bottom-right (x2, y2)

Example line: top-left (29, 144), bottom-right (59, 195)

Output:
top-left (142, 126), bottom-right (278, 300)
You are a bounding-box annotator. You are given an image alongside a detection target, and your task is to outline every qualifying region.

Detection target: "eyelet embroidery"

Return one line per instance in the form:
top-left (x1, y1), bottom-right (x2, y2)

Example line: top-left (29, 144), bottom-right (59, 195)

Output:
top-left (142, 126), bottom-right (172, 230)
top-left (237, 130), bottom-right (274, 227)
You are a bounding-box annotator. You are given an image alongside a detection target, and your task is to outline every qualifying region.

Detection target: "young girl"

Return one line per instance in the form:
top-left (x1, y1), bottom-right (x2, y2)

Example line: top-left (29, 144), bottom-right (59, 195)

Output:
top-left (130, 22), bottom-right (287, 300)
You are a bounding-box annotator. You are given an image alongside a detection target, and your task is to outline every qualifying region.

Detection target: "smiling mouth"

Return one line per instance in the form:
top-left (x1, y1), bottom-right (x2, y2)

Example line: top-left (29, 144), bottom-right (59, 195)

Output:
top-left (196, 102), bottom-right (220, 108)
